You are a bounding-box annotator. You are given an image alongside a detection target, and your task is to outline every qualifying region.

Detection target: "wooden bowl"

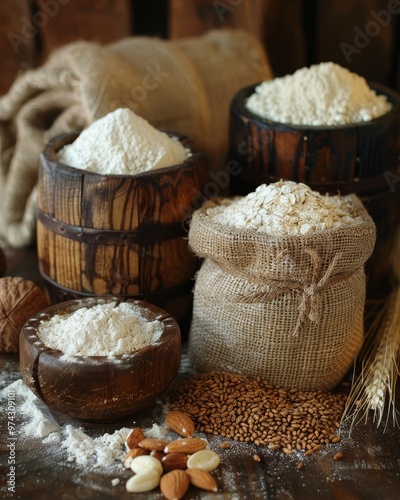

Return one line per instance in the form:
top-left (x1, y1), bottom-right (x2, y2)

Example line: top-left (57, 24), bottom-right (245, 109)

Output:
top-left (19, 297), bottom-right (181, 422)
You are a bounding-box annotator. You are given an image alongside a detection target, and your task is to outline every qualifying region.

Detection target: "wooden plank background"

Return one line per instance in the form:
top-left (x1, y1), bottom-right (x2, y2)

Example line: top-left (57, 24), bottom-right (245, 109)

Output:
top-left (0, 0), bottom-right (36, 96)
top-left (0, 0), bottom-right (399, 96)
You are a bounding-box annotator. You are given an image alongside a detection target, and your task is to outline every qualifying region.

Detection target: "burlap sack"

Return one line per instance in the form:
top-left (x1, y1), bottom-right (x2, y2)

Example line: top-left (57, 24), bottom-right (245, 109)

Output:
top-left (188, 196), bottom-right (376, 391)
top-left (0, 30), bottom-right (272, 248)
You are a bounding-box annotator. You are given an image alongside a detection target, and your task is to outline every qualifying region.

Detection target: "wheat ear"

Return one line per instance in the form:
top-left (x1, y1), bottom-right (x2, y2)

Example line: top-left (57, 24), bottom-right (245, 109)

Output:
top-left (364, 289), bottom-right (400, 426)
top-left (342, 228), bottom-right (400, 430)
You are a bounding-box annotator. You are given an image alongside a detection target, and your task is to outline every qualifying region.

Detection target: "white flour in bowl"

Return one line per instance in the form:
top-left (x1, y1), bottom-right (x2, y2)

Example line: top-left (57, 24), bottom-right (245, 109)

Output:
top-left (37, 301), bottom-right (162, 357)
top-left (58, 108), bottom-right (191, 175)
top-left (205, 180), bottom-right (364, 235)
top-left (246, 62), bottom-right (392, 126)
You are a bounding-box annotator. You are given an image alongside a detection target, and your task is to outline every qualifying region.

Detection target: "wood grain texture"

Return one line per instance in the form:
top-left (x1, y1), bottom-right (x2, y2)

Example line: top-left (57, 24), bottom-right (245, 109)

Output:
top-left (19, 298), bottom-right (181, 421)
top-left (37, 133), bottom-right (200, 294)
top-left (229, 83), bottom-right (400, 184)
top-left (0, 0), bottom-right (36, 95)
top-left (37, 0), bottom-right (132, 59)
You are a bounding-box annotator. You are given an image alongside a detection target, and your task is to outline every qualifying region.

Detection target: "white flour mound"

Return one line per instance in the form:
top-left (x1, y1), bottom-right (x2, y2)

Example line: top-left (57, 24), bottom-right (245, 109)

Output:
top-left (246, 62), bottom-right (392, 125)
top-left (205, 180), bottom-right (364, 235)
top-left (37, 301), bottom-right (163, 357)
top-left (58, 108), bottom-right (191, 174)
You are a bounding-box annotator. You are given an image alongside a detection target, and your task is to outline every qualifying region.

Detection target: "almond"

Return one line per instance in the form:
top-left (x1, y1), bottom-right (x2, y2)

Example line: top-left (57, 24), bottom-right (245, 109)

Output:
top-left (123, 447), bottom-right (149, 468)
top-left (161, 452), bottom-right (188, 472)
top-left (185, 468), bottom-right (218, 492)
top-left (125, 470), bottom-right (160, 493)
top-left (160, 469), bottom-right (190, 500)
top-left (165, 410), bottom-right (195, 437)
top-left (187, 449), bottom-right (220, 471)
top-left (130, 455), bottom-right (163, 476)
top-left (164, 437), bottom-right (206, 455)
top-left (125, 427), bottom-right (145, 450)
top-left (138, 438), bottom-right (169, 452)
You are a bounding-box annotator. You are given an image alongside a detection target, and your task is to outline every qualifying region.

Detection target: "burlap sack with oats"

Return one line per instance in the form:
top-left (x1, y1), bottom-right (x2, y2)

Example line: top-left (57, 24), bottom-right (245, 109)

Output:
top-left (0, 30), bottom-right (271, 248)
top-left (188, 196), bottom-right (376, 391)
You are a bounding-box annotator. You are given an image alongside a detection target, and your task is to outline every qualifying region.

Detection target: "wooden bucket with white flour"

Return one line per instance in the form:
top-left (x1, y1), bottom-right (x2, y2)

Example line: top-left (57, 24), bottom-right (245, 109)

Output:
top-left (37, 133), bottom-right (203, 337)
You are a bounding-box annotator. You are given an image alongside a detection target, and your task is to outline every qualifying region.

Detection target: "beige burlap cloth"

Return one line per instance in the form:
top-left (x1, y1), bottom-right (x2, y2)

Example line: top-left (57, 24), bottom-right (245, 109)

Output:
top-left (0, 30), bottom-right (272, 248)
top-left (188, 196), bottom-right (376, 391)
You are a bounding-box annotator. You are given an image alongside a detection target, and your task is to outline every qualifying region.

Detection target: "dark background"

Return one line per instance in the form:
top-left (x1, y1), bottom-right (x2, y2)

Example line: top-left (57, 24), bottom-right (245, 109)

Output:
top-left (1, 0), bottom-right (399, 96)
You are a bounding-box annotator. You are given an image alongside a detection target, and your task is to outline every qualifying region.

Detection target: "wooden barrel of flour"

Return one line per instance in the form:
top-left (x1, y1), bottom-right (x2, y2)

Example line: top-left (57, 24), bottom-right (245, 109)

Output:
top-left (228, 83), bottom-right (400, 298)
top-left (37, 133), bottom-right (203, 338)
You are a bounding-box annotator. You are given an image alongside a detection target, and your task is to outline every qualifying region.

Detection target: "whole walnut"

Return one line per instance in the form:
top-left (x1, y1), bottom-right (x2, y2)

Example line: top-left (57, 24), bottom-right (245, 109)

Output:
top-left (0, 246), bottom-right (6, 276)
top-left (0, 277), bottom-right (49, 353)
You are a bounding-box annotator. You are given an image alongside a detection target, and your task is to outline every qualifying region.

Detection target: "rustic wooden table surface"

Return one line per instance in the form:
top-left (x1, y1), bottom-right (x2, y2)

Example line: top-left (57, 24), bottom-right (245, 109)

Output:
top-left (1, 245), bottom-right (400, 500)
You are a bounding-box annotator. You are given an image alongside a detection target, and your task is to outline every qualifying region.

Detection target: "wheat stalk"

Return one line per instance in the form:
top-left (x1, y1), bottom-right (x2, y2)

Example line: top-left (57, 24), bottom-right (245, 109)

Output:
top-left (365, 291), bottom-right (399, 426)
top-left (342, 228), bottom-right (400, 430)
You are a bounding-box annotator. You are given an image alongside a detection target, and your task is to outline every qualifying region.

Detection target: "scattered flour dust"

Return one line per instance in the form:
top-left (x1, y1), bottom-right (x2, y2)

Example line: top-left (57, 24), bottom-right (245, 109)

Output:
top-left (63, 425), bottom-right (130, 467)
top-left (143, 422), bottom-right (169, 439)
top-left (58, 108), bottom-right (191, 175)
top-left (246, 62), bottom-right (392, 126)
top-left (0, 378), bottom-right (168, 469)
top-left (2, 379), bottom-right (60, 439)
top-left (62, 422), bottom-right (170, 468)
top-left (205, 180), bottom-right (364, 235)
top-left (37, 301), bottom-right (163, 357)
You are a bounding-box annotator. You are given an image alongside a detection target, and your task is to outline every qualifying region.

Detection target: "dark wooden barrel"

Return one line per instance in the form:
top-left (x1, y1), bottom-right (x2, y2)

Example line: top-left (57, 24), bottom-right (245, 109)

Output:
top-left (228, 83), bottom-right (400, 298)
top-left (37, 133), bottom-right (204, 338)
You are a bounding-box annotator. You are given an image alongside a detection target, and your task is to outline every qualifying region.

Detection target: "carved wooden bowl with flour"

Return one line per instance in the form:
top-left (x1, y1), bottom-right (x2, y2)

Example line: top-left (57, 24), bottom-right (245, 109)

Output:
top-left (19, 297), bottom-right (181, 422)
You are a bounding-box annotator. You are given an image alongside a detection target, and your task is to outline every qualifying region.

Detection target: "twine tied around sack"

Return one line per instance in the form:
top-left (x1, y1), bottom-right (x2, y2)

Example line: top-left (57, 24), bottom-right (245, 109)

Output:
top-left (293, 248), bottom-right (344, 336)
top-left (240, 248), bottom-right (346, 336)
